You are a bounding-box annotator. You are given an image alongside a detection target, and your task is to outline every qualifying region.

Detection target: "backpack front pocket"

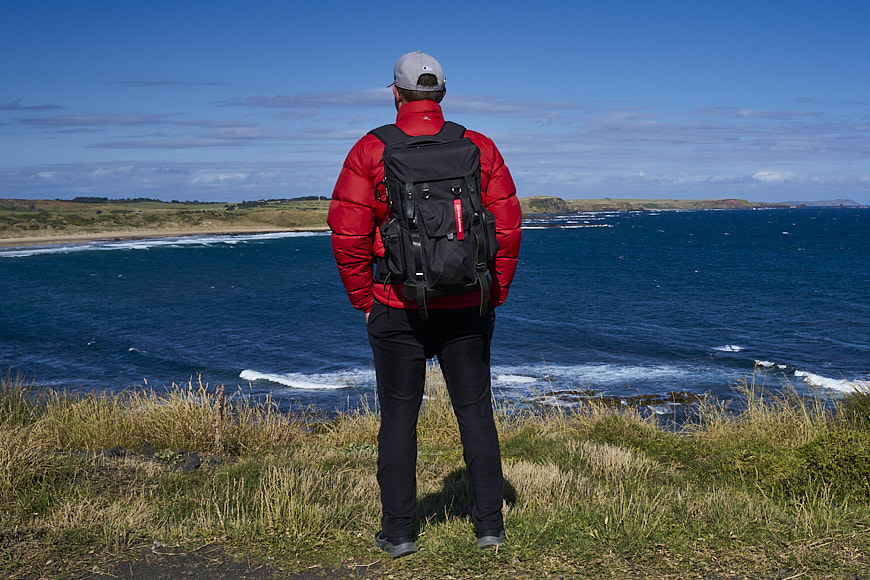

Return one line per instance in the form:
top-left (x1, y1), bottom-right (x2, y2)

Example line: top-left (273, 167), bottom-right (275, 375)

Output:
top-left (416, 200), bottom-right (475, 288)
top-left (379, 217), bottom-right (410, 279)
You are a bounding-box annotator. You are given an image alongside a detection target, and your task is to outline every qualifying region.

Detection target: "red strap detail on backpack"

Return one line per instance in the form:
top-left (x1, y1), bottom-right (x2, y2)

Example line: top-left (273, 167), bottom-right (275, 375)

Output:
top-left (454, 199), bottom-right (464, 240)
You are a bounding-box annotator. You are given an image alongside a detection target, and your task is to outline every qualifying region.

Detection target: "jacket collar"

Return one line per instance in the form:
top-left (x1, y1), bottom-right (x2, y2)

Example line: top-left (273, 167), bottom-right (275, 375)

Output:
top-left (395, 100), bottom-right (444, 124)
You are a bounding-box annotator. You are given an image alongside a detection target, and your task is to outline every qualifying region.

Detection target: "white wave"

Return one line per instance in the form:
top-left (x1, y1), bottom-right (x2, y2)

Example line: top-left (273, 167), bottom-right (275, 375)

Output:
top-left (0, 231), bottom-right (327, 258)
top-left (562, 224), bottom-right (613, 229)
top-left (755, 360), bottom-right (788, 370)
top-left (239, 368), bottom-right (374, 391)
top-left (492, 373), bottom-right (538, 385)
top-left (713, 345), bottom-right (745, 352)
top-left (236, 361), bottom-right (711, 396)
top-left (794, 370), bottom-right (867, 393)
top-left (533, 395), bottom-right (575, 408)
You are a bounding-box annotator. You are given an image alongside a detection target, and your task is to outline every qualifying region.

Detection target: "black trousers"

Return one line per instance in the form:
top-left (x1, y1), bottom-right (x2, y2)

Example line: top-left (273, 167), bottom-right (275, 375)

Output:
top-left (367, 300), bottom-right (504, 538)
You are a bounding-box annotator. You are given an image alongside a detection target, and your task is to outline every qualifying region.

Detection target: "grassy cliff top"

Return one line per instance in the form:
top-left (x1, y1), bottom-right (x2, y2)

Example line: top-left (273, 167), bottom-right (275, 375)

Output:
top-left (0, 197), bottom-right (329, 243)
top-left (2, 370), bottom-right (870, 578)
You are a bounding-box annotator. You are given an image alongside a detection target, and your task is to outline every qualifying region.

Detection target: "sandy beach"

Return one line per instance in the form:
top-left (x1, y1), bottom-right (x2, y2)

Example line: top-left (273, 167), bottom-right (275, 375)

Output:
top-left (0, 225), bottom-right (329, 248)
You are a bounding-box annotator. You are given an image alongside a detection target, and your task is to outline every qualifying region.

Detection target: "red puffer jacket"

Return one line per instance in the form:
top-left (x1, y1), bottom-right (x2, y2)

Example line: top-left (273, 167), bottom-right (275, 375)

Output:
top-left (328, 100), bottom-right (522, 312)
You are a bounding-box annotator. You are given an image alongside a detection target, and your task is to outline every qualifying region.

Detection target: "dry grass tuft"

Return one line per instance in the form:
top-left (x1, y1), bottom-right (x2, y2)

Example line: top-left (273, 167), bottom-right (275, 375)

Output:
top-left (693, 372), bottom-right (833, 446)
top-left (0, 421), bottom-right (47, 502)
top-left (568, 439), bottom-right (658, 481)
top-left (502, 460), bottom-right (581, 509)
top-left (18, 377), bottom-right (307, 456)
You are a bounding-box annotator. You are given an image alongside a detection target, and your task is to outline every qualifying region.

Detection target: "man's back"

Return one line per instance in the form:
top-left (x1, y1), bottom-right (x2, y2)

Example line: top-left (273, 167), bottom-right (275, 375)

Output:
top-left (328, 99), bottom-right (521, 313)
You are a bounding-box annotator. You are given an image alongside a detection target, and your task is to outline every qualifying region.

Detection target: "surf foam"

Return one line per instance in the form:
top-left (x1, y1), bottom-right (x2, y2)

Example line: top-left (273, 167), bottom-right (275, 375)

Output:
top-left (794, 370), bottom-right (868, 393)
top-left (714, 345), bottom-right (745, 353)
top-left (0, 231), bottom-right (328, 258)
top-left (239, 368), bottom-right (373, 391)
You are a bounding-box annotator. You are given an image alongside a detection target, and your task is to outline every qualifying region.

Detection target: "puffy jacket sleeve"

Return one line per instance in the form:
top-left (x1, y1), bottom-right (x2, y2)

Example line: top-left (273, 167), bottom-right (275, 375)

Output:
top-left (468, 131), bottom-right (522, 306)
top-left (327, 135), bottom-right (381, 312)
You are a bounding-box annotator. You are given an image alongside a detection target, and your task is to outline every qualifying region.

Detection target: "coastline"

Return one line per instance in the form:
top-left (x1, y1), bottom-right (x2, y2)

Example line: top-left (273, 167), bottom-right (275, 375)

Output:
top-left (0, 225), bottom-right (330, 248)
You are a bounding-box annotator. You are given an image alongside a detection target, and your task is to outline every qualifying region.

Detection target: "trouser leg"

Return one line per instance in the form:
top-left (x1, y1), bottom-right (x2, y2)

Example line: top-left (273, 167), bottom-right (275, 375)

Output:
top-left (367, 302), bottom-right (426, 538)
top-left (436, 306), bottom-right (504, 532)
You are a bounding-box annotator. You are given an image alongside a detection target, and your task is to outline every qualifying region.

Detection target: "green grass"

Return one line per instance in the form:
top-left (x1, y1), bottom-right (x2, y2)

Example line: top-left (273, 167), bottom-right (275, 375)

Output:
top-left (2, 370), bottom-right (869, 578)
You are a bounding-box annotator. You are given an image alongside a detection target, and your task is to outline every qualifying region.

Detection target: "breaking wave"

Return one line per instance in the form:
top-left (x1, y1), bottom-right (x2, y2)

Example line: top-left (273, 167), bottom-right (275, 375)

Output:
top-left (239, 368), bottom-right (374, 391)
top-left (0, 231), bottom-right (327, 258)
top-left (794, 370), bottom-right (868, 393)
top-left (714, 345), bottom-right (745, 353)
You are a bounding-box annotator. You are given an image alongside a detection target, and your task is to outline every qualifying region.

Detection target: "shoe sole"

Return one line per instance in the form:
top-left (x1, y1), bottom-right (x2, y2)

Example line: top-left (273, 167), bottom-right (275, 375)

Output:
top-left (477, 535), bottom-right (504, 549)
top-left (375, 538), bottom-right (417, 558)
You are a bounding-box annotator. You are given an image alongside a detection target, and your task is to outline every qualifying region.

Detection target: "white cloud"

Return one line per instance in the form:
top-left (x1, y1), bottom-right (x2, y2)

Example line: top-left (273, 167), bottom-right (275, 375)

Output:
top-left (21, 114), bottom-right (174, 127)
top-left (3, 90), bottom-right (870, 203)
top-left (189, 173), bottom-right (250, 185)
top-left (753, 170), bottom-right (794, 183)
top-left (91, 165), bottom-right (134, 176)
top-left (694, 107), bottom-right (823, 120)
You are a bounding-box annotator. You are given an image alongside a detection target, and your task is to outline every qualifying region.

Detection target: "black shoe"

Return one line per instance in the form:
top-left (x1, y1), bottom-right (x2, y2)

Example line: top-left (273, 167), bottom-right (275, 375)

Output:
top-left (375, 531), bottom-right (417, 558)
top-left (476, 528), bottom-right (505, 549)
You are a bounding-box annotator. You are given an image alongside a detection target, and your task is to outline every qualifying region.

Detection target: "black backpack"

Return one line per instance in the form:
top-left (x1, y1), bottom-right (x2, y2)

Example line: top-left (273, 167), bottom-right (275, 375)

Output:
top-left (370, 121), bottom-right (499, 319)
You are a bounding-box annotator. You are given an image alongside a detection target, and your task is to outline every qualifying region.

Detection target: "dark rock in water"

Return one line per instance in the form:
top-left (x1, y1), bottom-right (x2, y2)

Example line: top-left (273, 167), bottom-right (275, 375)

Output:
top-left (535, 389), bottom-right (705, 409)
top-left (533, 389), bottom-right (709, 426)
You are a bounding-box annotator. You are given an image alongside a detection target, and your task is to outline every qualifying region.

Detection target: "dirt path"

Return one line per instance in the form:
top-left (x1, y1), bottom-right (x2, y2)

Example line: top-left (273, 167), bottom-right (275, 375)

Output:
top-left (78, 543), bottom-right (382, 579)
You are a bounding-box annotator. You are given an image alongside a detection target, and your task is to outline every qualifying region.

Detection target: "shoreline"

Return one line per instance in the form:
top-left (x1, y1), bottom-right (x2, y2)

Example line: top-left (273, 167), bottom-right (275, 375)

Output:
top-left (0, 225), bottom-right (329, 248)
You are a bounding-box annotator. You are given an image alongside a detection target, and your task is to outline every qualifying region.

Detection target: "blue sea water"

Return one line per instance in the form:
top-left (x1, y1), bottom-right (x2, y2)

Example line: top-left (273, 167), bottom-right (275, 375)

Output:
top-left (1, 208), bottom-right (868, 415)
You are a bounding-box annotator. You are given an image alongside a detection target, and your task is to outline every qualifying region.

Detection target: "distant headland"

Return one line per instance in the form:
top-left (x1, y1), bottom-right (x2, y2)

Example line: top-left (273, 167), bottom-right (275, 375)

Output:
top-left (519, 196), bottom-right (864, 214)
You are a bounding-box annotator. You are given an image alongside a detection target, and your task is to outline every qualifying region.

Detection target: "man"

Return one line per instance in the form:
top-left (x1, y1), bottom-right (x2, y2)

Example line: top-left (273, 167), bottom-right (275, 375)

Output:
top-left (327, 51), bottom-right (522, 557)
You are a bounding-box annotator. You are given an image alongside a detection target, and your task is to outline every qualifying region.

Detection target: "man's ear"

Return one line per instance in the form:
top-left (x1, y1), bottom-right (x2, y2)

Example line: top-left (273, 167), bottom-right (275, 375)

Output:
top-left (392, 86), bottom-right (405, 110)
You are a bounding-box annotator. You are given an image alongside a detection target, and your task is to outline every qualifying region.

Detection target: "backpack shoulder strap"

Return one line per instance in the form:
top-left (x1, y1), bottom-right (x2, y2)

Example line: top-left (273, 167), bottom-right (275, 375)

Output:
top-left (438, 121), bottom-right (467, 140)
top-left (368, 124), bottom-right (409, 146)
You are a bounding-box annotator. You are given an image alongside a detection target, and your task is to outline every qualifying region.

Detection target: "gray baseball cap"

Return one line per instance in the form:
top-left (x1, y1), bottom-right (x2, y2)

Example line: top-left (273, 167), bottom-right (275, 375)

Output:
top-left (389, 51), bottom-right (445, 91)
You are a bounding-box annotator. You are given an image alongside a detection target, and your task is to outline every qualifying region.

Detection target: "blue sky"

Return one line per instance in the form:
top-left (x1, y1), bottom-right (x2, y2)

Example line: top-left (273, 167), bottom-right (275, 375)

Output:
top-left (2, 0), bottom-right (868, 203)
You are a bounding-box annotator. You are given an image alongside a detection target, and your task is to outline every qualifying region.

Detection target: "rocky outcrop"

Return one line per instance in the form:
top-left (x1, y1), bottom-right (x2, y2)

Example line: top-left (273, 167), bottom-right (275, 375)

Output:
top-left (520, 196), bottom-right (569, 214)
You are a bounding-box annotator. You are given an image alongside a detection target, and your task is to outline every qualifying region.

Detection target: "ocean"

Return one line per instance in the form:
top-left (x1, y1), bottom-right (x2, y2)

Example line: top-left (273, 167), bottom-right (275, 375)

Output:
top-left (2, 207), bottom-right (868, 417)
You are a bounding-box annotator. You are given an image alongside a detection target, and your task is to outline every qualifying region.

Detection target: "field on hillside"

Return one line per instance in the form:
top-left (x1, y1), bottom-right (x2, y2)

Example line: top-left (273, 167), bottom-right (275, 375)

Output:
top-left (0, 198), bottom-right (329, 240)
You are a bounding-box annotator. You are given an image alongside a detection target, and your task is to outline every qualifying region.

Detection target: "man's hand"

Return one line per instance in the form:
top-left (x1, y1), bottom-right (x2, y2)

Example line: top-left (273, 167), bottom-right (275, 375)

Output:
top-left (365, 311), bottom-right (370, 324)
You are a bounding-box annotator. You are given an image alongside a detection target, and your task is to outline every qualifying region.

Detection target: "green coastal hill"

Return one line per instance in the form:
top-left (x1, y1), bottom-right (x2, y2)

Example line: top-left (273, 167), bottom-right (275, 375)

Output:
top-left (520, 196), bottom-right (865, 214)
top-left (0, 197), bottom-right (330, 242)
